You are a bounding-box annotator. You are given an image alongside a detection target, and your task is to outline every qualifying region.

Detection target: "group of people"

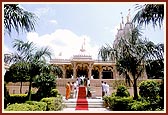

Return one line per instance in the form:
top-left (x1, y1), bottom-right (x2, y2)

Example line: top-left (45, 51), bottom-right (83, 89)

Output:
top-left (101, 81), bottom-right (110, 97)
top-left (65, 77), bottom-right (91, 100)
top-left (65, 81), bottom-right (77, 100)
top-left (65, 79), bottom-right (110, 100)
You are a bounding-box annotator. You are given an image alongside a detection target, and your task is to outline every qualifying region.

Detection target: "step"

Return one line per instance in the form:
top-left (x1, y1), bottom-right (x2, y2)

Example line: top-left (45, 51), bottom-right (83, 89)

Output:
top-left (63, 98), bottom-right (104, 108)
top-left (64, 102), bottom-right (104, 108)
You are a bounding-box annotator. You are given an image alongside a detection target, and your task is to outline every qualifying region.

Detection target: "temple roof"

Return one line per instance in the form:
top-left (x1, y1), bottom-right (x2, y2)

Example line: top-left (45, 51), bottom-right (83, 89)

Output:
top-left (71, 38), bottom-right (93, 62)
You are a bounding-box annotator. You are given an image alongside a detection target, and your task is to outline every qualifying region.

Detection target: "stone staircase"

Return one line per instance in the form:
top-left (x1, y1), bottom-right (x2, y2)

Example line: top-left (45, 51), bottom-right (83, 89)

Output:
top-left (63, 98), bottom-right (104, 108)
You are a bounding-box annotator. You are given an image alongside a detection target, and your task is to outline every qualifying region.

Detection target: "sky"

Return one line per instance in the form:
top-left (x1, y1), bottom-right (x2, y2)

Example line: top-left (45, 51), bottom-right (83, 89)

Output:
top-left (3, 2), bottom-right (165, 60)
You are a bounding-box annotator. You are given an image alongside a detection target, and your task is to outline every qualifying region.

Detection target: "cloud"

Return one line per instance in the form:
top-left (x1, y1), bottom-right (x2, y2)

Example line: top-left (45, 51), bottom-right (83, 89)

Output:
top-left (34, 7), bottom-right (50, 17)
top-left (49, 20), bottom-right (58, 25)
top-left (26, 29), bottom-right (99, 60)
top-left (3, 44), bottom-right (11, 54)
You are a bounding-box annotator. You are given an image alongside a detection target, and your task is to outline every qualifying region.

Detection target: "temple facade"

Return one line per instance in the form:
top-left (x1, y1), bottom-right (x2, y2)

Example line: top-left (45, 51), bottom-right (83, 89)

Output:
top-left (50, 52), bottom-right (118, 80)
top-left (49, 10), bottom-right (143, 80)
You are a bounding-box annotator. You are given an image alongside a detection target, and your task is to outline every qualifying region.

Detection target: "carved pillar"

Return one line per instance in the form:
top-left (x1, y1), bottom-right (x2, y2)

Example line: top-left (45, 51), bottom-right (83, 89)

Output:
top-left (99, 67), bottom-right (103, 79)
top-left (88, 63), bottom-right (92, 79)
top-left (62, 65), bottom-right (66, 79)
top-left (113, 65), bottom-right (117, 79)
top-left (73, 62), bottom-right (77, 78)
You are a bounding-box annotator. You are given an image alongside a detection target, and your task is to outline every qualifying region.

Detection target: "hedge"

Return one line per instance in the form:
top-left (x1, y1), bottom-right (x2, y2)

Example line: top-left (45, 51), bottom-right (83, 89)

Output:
top-left (25, 101), bottom-right (47, 111)
top-left (5, 103), bottom-right (40, 111)
top-left (9, 94), bottom-right (28, 104)
top-left (40, 96), bottom-right (63, 111)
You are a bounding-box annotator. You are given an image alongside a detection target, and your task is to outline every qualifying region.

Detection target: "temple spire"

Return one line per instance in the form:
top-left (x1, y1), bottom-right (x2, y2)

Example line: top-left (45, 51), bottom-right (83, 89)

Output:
top-left (120, 12), bottom-right (124, 29)
top-left (80, 38), bottom-right (86, 52)
top-left (127, 9), bottom-right (131, 23)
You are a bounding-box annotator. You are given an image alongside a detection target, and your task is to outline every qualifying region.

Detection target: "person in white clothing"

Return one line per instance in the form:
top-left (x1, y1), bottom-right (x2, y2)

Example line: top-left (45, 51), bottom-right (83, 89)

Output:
top-left (78, 77), bottom-right (81, 86)
top-left (101, 81), bottom-right (105, 97)
top-left (87, 78), bottom-right (90, 86)
top-left (104, 82), bottom-right (109, 96)
top-left (73, 82), bottom-right (77, 98)
top-left (76, 78), bottom-right (79, 86)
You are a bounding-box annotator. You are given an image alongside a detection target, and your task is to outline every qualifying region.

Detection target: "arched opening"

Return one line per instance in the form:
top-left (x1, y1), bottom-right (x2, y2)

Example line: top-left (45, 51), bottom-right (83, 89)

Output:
top-left (66, 69), bottom-right (73, 78)
top-left (92, 69), bottom-right (99, 79)
top-left (102, 66), bottom-right (113, 79)
top-left (77, 66), bottom-right (88, 78)
top-left (65, 65), bottom-right (73, 78)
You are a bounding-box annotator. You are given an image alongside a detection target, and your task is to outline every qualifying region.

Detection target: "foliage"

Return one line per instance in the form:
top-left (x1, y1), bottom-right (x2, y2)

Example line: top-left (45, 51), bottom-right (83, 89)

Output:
top-left (108, 96), bottom-right (133, 111)
top-left (4, 4), bottom-right (37, 35)
top-left (7, 39), bottom-right (52, 101)
top-left (158, 80), bottom-right (164, 109)
top-left (139, 80), bottom-right (163, 110)
top-left (32, 64), bottom-right (58, 99)
top-left (25, 101), bottom-right (47, 111)
top-left (139, 80), bottom-right (160, 101)
top-left (132, 4), bottom-right (164, 28)
top-left (49, 89), bottom-right (59, 97)
top-left (146, 59), bottom-right (164, 79)
top-left (129, 100), bottom-right (151, 111)
top-left (4, 83), bottom-right (10, 109)
top-left (5, 103), bottom-right (34, 111)
top-left (5, 103), bottom-right (46, 111)
top-left (9, 94), bottom-right (28, 104)
top-left (4, 62), bottom-right (30, 94)
top-left (99, 23), bottom-right (164, 100)
top-left (115, 85), bottom-right (130, 97)
top-left (103, 96), bottom-right (110, 107)
top-left (40, 97), bottom-right (63, 111)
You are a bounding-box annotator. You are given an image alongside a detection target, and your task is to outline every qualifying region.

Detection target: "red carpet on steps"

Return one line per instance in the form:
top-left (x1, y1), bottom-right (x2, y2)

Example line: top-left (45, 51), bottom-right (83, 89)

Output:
top-left (75, 86), bottom-right (88, 110)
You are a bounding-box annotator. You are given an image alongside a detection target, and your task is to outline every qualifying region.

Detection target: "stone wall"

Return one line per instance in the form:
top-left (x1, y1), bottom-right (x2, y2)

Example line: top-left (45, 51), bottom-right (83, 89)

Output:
top-left (5, 79), bottom-right (162, 95)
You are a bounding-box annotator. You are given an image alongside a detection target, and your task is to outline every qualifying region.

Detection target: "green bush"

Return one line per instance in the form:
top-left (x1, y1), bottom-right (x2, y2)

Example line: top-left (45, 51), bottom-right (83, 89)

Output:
top-left (158, 80), bottom-right (164, 109)
top-left (49, 89), bottom-right (59, 97)
top-left (40, 97), bottom-right (63, 111)
top-left (4, 83), bottom-right (10, 109)
top-left (115, 85), bottom-right (130, 97)
top-left (103, 96), bottom-right (110, 107)
top-left (108, 96), bottom-right (133, 111)
top-left (139, 80), bottom-right (160, 101)
top-left (5, 103), bottom-right (38, 111)
top-left (129, 100), bottom-right (151, 111)
top-left (25, 101), bottom-right (47, 111)
top-left (9, 94), bottom-right (28, 104)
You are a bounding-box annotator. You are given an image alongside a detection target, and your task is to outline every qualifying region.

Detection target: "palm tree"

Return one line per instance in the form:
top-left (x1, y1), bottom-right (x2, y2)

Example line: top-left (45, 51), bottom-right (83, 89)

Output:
top-left (132, 4), bottom-right (164, 28)
top-left (4, 4), bottom-right (37, 35)
top-left (10, 39), bottom-right (52, 100)
top-left (99, 25), bottom-right (163, 100)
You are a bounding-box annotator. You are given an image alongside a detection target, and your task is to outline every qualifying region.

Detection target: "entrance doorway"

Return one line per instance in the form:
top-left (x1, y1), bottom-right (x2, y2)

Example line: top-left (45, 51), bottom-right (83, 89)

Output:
top-left (102, 70), bottom-right (113, 79)
top-left (77, 66), bottom-right (88, 78)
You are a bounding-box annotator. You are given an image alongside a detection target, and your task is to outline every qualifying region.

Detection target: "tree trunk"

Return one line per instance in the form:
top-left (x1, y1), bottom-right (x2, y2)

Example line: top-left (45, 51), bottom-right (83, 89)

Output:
top-left (20, 81), bottom-right (22, 94)
top-left (133, 78), bottom-right (138, 100)
top-left (28, 78), bottom-right (32, 101)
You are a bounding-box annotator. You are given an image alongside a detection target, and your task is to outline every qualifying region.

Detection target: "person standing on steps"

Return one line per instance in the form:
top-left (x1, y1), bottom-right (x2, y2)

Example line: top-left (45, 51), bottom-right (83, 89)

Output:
top-left (87, 84), bottom-right (92, 98)
top-left (87, 78), bottom-right (90, 86)
top-left (101, 81), bottom-right (105, 98)
top-left (72, 81), bottom-right (77, 98)
top-left (104, 82), bottom-right (109, 96)
top-left (65, 82), bottom-right (71, 100)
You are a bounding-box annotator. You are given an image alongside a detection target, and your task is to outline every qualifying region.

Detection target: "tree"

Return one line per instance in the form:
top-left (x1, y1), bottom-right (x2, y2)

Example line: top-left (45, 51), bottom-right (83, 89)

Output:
top-left (33, 64), bottom-right (58, 99)
top-left (9, 39), bottom-right (52, 100)
top-left (4, 4), bottom-right (37, 35)
top-left (4, 62), bottom-right (29, 94)
top-left (132, 4), bottom-right (164, 28)
top-left (98, 25), bottom-right (163, 100)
